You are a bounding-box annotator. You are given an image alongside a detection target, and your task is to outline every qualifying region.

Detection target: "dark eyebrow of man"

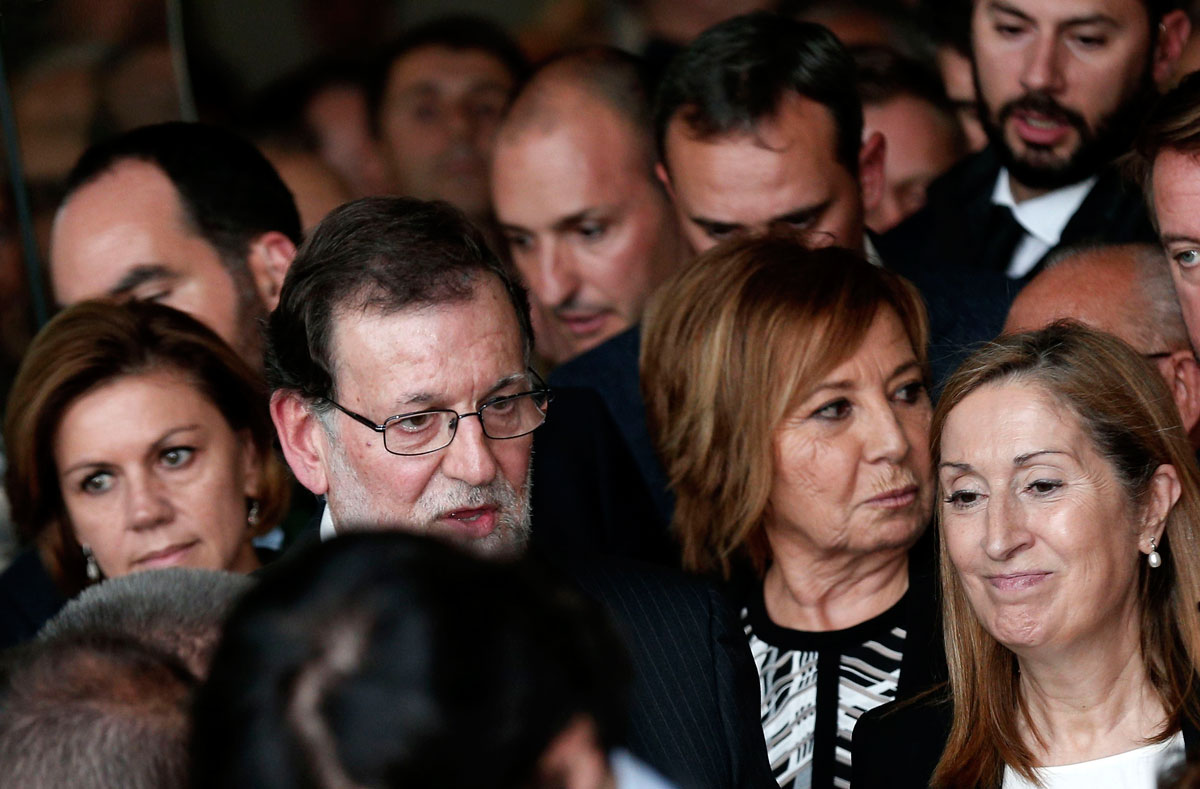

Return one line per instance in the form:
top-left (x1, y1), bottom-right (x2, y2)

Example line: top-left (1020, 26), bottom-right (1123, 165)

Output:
top-left (107, 264), bottom-right (177, 298)
top-left (553, 208), bottom-right (610, 234)
top-left (770, 202), bottom-right (829, 226)
top-left (690, 217), bottom-right (743, 236)
top-left (1161, 234), bottom-right (1200, 247)
top-left (388, 373), bottom-right (530, 414)
top-left (988, 0), bottom-right (1117, 28)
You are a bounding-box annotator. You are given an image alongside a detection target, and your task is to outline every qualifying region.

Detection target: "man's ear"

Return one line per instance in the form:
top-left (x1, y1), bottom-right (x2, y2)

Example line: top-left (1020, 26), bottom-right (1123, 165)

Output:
top-left (1154, 10), bottom-right (1191, 86)
top-left (655, 161), bottom-right (675, 200)
top-left (858, 130), bottom-right (887, 214)
top-left (270, 390), bottom-right (330, 497)
top-left (245, 231), bottom-right (298, 311)
top-left (1165, 349), bottom-right (1200, 434)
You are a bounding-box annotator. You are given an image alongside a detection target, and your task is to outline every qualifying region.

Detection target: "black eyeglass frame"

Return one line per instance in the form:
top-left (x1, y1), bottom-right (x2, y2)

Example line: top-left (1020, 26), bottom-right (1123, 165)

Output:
top-left (322, 369), bottom-right (553, 456)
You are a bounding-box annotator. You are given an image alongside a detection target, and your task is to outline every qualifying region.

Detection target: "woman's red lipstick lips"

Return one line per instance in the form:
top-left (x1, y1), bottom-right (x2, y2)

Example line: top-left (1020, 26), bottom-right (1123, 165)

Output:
top-left (987, 572), bottom-right (1050, 591)
top-left (866, 485), bottom-right (919, 508)
top-left (134, 540), bottom-right (198, 568)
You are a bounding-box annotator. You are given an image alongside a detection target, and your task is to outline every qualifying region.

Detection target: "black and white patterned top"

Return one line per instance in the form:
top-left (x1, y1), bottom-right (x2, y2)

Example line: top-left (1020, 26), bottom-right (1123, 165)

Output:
top-left (742, 591), bottom-right (909, 789)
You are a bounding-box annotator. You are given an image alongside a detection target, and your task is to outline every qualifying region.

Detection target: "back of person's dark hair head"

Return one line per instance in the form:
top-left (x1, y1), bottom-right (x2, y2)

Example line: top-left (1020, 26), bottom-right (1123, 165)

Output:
top-left (502, 46), bottom-right (657, 174)
top-left (654, 12), bottom-right (863, 175)
top-left (192, 533), bottom-right (631, 789)
top-left (367, 15), bottom-right (528, 132)
top-left (39, 568), bottom-right (254, 679)
top-left (853, 45), bottom-right (955, 111)
top-left (919, 0), bottom-right (973, 55)
top-left (238, 57), bottom-right (372, 152)
top-left (265, 196), bottom-right (533, 403)
top-left (0, 634), bottom-right (196, 789)
top-left (61, 122), bottom-right (303, 275)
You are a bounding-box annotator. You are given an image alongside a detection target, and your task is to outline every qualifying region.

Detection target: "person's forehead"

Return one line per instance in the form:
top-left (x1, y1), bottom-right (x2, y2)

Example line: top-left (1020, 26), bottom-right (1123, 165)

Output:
top-left (1153, 149), bottom-right (1200, 225)
top-left (385, 45), bottom-right (514, 98)
top-left (51, 161), bottom-right (217, 291)
top-left (972, 0), bottom-right (1149, 27)
top-left (327, 279), bottom-right (524, 396)
top-left (666, 93), bottom-right (845, 179)
top-left (494, 107), bottom-right (651, 224)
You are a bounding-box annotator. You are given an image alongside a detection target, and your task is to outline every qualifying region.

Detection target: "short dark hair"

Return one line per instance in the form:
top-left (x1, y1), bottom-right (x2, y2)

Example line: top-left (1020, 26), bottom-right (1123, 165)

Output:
top-left (62, 122), bottom-right (303, 275)
top-left (654, 12), bottom-right (863, 175)
top-left (265, 197), bottom-right (533, 403)
top-left (0, 634), bottom-right (195, 789)
top-left (1131, 71), bottom-right (1200, 221)
top-left (367, 15), bottom-right (528, 133)
top-left (852, 45), bottom-right (955, 112)
top-left (192, 534), bottom-right (630, 789)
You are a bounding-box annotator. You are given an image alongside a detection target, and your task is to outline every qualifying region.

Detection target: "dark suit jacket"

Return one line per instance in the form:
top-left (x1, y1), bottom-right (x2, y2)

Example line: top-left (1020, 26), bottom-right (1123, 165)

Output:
top-left (549, 329), bottom-right (673, 527)
top-left (530, 385), bottom-right (674, 565)
top-left (881, 146), bottom-right (1156, 286)
top-left (852, 688), bottom-right (1200, 788)
top-left (560, 555), bottom-right (776, 789)
top-left (0, 549), bottom-right (66, 650)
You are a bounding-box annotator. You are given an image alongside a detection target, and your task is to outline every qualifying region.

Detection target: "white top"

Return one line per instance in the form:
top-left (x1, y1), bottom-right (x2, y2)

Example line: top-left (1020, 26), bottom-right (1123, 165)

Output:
top-left (1001, 731), bottom-right (1185, 789)
top-left (990, 169), bottom-right (1098, 279)
top-left (319, 503), bottom-right (336, 541)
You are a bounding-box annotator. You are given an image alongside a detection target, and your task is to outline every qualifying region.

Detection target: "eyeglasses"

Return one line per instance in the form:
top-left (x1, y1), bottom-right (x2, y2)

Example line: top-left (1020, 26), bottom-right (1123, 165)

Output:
top-left (323, 370), bottom-right (553, 456)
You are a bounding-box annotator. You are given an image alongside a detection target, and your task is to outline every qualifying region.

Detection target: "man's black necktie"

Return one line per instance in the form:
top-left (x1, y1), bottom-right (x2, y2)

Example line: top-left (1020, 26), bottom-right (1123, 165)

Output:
top-left (981, 203), bottom-right (1027, 276)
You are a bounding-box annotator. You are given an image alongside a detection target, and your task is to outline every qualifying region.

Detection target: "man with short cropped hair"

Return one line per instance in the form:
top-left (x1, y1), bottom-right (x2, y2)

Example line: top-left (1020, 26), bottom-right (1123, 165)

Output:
top-left (492, 47), bottom-right (685, 365)
top-left (654, 13), bottom-right (885, 256)
top-left (369, 16), bottom-right (528, 222)
top-left (50, 122), bottom-right (302, 365)
top-left (883, 0), bottom-right (1190, 285)
top-left (265, 196), bottom-right (773, 789)
top-left (854, 46), bottom-right (968, 234)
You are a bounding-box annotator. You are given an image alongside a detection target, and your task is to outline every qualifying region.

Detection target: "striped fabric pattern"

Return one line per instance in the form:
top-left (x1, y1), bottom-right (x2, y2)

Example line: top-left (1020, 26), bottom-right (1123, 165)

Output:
top-left (745, 614), bottom-right (905, 789)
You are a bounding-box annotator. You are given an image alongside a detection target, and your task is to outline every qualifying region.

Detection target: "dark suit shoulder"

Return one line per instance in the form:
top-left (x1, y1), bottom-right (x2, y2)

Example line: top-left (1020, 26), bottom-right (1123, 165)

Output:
top-left (0, 549), bottom-right (68, 650)
top-left (549, 326), bottom-right (641, 390)
top-left (853, 690), bottom-right (952, 789)
top-left (562, 557), bottom-right (774, 789)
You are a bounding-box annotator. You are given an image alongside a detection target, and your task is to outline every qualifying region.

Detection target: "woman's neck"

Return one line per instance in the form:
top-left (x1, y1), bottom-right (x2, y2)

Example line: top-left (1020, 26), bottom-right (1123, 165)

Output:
top-left (762, 539), bottom-right (910, 632)
top-left (1017, 611), bottom-right (1169, 766)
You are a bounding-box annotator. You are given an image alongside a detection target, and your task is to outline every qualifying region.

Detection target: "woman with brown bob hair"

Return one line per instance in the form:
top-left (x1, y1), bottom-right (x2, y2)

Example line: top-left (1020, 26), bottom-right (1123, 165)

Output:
top-left (0, 300), bottom-right (289, 647)
top-left (854, 322), bottom-right (1200, 788)
top-left (641, 233), bottom-right (942, 787)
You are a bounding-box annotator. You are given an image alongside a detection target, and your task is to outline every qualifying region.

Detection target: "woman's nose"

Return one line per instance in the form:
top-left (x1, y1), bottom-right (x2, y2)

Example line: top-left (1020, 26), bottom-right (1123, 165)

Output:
top-left (982, 494), bottom-right (1033, 562)
top-left (127, 475), bottom-right (173, 530)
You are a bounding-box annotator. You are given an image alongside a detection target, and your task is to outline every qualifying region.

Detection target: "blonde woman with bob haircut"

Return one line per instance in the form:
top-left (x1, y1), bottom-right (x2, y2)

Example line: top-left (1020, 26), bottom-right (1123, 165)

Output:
top-left (0, 300), bottom-right (290, 648)
top-left (641, 233), bottom-right (944, 788)
top-left (854, 322), bottom-right (1200, 789)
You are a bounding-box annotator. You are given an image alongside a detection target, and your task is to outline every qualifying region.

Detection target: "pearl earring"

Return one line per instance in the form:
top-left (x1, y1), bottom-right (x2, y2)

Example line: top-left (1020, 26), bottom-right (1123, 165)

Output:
top-left (1148, 537), bottom-right (1162, 569)
top-left (82, 545), bottom-right (101, 582)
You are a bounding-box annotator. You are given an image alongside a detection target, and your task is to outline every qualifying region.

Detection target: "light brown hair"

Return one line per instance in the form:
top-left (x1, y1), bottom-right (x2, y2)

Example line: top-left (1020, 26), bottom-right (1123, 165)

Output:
top-left (930, 322), bottom-right (1200, 787)
top-left (640, 233), bottom-right (929, 578)
top-left (4, 300), bottom-right (290, 595)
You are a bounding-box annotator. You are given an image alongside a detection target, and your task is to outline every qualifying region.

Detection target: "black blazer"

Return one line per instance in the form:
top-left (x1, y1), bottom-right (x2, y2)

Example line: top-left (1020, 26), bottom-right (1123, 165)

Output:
top-left (0, 549), bottom-right (67, 650)
top-left (852, 689), bottom-right (1200, 788)
top-left (561, 555), bottom-right (777, 789)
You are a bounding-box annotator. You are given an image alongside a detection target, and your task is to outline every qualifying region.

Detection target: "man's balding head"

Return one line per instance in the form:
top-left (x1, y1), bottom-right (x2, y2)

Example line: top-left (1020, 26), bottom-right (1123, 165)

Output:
top-left (1005, 243), bottom-right (1200, 434)
top-left (492, 48), bottom-right (683, 364)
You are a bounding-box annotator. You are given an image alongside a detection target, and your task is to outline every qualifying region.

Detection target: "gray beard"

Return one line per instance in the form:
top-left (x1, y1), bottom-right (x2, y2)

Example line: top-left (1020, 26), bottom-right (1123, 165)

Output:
top-left (324, 434), bottom-right (533, 560)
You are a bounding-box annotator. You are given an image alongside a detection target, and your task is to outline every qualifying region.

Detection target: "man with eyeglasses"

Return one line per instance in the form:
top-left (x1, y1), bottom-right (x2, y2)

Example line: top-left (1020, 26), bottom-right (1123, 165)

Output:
top-left (267, 197), bottom-right (542, 558)
top-left (265, 196), bottom-right (774, 789)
